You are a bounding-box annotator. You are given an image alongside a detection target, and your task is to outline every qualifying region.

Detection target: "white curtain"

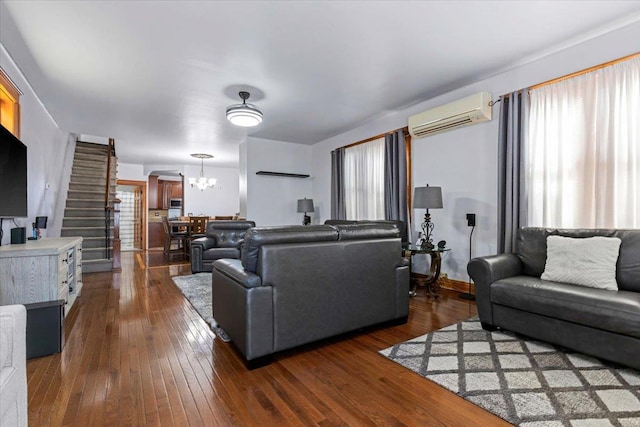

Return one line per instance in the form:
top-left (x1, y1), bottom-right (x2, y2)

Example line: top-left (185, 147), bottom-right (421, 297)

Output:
top-left (528, 56), bottom-right (640, 228)
top-left (344, 137), bottom-right (385, 220)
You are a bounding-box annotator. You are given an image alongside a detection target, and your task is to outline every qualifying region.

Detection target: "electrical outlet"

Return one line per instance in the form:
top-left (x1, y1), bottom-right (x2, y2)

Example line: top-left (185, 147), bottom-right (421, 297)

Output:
top-left (440, 272), bottom-right (448, 280)
top-left (466, 213), bottom-right (476, 227)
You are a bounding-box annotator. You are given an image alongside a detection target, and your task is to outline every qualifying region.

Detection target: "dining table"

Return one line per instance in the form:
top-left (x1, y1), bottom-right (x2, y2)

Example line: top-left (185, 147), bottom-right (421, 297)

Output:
top-left (169, 220), bottom-right (191, 233)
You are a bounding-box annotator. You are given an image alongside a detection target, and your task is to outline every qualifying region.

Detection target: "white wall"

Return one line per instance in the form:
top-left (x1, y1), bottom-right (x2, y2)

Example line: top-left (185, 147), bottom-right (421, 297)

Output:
top-left (244, 137), bottom-right (312, 226)
top-left (142, 164), bottom-right (185, 176)
top-left (117, 162), bottom-right (146, 182)
top-left (311, 21), bottom-right (640, 282)
top-left (238, 139), bottom-right (248, 218)
top-left (0, 44), bottom-right (74, 245)
top-left (183, 165), bottom-right (240, 216)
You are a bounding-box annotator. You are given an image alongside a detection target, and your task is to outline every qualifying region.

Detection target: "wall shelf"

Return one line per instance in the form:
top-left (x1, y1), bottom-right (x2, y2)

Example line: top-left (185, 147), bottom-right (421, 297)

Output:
top-left (256, 171), bottom-right (310, 178)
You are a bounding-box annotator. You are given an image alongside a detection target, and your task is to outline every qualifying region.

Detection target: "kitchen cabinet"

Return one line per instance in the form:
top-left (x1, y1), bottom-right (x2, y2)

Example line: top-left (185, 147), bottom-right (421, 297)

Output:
top-left (148, 222), bottom-right (165, 248)
top-left (170, 182), bottom-right (183, 198)
top-left (148, 175), bottom-right (159, 209)
top-left (158, 180), bottom-right (183, 209)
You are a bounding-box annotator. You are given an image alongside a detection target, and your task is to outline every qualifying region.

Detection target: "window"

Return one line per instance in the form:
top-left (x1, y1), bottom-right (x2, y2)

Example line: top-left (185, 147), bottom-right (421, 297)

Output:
top-left (527, 55), bottom-right (640, 228)
top-left (0, 68), bottom-right (21, 137)
top-left (344, 137), bottom-right (385, 220)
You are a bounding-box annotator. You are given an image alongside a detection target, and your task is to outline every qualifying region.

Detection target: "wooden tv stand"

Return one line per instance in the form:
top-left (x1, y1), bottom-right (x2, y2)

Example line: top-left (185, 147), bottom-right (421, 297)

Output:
top-left (0, 237), bottom-right (83, 317)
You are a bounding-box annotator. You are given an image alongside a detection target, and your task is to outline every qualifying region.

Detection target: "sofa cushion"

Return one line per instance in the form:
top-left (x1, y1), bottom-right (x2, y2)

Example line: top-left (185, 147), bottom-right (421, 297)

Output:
top-left (205, 220), bottom-right (253, 237)
top-left (541, 236), bottom-right (621, 290)
top-left (204, 220), bottom-right (254, 248)
top-left (325, 219), bottom-right (407, 243)
top-left (241, 225), bottom-right (338, 273)
top-left (517, 227), bottom-right (640, 292)
top-left (202, 247), bottom-right (240, 261)
top-left (332, 223), bottom-right (400, 241)
top-left (210, 230), bottom-right (246, 248)
top-left (491, 276), bottom-right (640, 338)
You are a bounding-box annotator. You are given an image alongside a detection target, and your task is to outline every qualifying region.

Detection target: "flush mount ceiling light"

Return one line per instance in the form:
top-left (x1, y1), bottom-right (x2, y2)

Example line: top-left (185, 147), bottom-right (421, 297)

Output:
top-left (226, 91), bottom-right (263, 127)
top-left (188, 153), bottom-right (217, 191)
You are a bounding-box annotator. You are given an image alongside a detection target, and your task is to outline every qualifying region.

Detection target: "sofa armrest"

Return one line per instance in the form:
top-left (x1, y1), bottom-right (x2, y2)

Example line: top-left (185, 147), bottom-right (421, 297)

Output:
top-left (212, 259), bottom-right (273, 361)
top-left (395, 264), bottom-right (410, 318)
top-left (191, 236), bottom-right (216, 251)
top-left (467, 254), bottom-right (523, 326)
top-left (0, 304), bottom-right (27, 427)
top-left (191, 237), bottom-right (220, 273)
top-left (213, 259), bottom-right (262, 288)
top-left (468, 254), bottom-right (523, 285)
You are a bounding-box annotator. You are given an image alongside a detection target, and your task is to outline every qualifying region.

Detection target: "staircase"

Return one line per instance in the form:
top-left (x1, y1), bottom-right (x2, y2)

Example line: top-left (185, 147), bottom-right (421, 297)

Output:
top-left (61, 141), bottom-right (117, 273)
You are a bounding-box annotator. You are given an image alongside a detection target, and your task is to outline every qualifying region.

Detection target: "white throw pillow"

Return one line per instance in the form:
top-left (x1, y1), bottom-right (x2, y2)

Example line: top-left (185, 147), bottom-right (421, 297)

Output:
top-left (541, 235), bottom-right (621, 290)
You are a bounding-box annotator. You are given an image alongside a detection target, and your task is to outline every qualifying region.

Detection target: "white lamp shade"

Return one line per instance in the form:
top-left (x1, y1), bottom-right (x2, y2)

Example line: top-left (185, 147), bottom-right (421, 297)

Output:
top-left (413, 186), bottom-right (443, 209)
top-left (226, 104), bottom-right (263, 127)
top-left (189, 176), bottom-right (217, 191)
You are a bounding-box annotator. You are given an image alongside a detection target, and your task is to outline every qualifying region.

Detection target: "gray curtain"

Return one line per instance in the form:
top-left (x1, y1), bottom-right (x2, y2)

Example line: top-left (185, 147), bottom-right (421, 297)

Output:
top-left (330, 148), bottom-right (346, 219)
top-left (498, 90), bottom-right (530, 253)
top-left (384, 130), bottom-right (408, 238)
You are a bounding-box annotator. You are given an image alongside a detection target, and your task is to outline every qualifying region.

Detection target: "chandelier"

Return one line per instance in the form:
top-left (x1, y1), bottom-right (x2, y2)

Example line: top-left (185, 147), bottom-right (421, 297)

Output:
top-left (188, 153), bottom-right (217, 191)
top-left (226, 91), bottom-right (263, 127)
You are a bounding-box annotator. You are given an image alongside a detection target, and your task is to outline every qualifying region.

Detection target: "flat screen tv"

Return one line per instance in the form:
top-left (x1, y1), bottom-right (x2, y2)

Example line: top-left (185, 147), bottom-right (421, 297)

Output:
top-left (0, 124), bottom-right (28, 217)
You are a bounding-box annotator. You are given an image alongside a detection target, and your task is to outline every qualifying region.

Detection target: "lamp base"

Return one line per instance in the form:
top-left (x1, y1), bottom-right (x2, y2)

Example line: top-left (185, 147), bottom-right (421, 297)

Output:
top-left (302, 214), bottom-right (311, 226)
top-left (420, 241), bottom-right (434, 250)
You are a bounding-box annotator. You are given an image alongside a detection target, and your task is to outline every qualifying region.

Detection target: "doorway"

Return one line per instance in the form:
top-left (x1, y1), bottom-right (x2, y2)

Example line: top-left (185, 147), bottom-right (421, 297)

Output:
top-left (116, 180), bottom-right (147, 251)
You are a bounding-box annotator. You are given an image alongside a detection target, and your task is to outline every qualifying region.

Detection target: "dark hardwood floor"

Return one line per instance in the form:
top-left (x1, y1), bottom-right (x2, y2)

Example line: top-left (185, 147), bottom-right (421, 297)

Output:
top-left (26, 252), bottom-right (510, 426)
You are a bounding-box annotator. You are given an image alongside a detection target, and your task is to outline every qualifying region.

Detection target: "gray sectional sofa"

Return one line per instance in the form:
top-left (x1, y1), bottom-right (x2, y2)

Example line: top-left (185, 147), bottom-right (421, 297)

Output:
top-left (468, 227), bottom-right (640, 370)
top-left (211, 223), bottom-right (410, 365)
top-left (190, 220), bottom-right (255, 273)
top-left (324, 219), bottom-right (408, 244)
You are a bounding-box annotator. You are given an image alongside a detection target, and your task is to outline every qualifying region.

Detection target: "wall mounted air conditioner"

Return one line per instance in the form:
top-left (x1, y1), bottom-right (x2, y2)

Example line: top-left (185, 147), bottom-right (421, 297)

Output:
top-left (408, 91), bottom-right (492, 138)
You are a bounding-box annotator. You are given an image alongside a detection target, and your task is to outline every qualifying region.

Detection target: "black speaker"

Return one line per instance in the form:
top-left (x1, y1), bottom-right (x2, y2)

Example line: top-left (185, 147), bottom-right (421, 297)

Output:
top-left (24, 300), bottom-right (65, 359)
top-left (11, 227), bottom-right (26, 244)
top-left (35, 216), bottom-right (48, 229)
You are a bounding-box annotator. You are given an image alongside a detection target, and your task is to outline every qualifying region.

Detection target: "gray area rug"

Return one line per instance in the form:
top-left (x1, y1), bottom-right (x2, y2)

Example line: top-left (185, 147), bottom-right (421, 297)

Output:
top-left (380, 318), bottom-right (640, 426)
top-left (171, 273), bottom-right (230, 342)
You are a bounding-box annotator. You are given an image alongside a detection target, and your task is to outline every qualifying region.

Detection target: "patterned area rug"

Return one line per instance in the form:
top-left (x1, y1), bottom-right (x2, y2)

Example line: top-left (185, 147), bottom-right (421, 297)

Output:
top-left (171, 273), bottom-right (230, 342)
top-left (380, 318), bottom-right (640, 426)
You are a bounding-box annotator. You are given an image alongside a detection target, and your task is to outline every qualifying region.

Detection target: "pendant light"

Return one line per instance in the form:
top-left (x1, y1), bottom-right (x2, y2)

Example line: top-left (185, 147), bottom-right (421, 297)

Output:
top-left (188, 154), bottom-right (217, 191)
top-left (226, 91), bottom-right (263, 127)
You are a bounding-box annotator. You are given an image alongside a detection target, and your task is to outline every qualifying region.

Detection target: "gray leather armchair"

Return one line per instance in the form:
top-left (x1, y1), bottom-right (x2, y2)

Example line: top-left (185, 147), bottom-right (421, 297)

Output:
top-left (212, 223), bottom-right (410, 365)
top-left (190, 220), bottom-right (255, 273)
top-left (468, 227), bottom-right (640, 370)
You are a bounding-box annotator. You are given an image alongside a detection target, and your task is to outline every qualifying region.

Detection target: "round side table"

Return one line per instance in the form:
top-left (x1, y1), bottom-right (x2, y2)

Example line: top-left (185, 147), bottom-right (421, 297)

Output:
top-left (402, 244), bottom-right (450, 298)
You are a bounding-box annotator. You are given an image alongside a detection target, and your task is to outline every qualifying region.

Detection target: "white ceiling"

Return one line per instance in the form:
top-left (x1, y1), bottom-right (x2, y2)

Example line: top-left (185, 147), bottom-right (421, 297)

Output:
top-left (2, 1), bottom-right (640, 167)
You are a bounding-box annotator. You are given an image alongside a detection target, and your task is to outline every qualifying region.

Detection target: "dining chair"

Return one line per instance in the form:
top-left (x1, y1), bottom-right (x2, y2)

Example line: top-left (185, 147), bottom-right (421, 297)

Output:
top-left (162, 216), bottom-right (189, 260)
top-left (214, 215), bottom-right (233, 220)
top-left (188, 216), bottom-right (208, 240)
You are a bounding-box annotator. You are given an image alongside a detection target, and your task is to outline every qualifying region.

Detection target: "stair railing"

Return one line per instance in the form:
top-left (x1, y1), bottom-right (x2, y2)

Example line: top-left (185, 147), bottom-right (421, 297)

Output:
top-left (104, 138), bottom-right (117, 265)
top-left (112, 198), bottom-right (121, 272)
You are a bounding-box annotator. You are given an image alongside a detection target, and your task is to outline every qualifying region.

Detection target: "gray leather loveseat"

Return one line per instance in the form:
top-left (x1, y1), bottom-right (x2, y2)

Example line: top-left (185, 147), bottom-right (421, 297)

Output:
top-left (468, 227), bottom-right (640, 370)
top-left (211, 223), bottom-right (410, 365)
top-left (190, 220), bottom-right (255, 273)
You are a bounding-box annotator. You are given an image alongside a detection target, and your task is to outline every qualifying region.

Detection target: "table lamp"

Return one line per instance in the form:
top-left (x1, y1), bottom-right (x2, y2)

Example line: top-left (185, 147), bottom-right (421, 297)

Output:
top-left (297, 198), bottom-right (314, 225)
top-left (413, 185), bottom-right (443, 249)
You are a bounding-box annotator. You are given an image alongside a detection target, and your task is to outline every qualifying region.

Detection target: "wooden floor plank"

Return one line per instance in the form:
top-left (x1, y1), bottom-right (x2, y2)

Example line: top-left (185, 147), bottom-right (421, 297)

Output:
top-left (27, 251), bottom-right (510, 426)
